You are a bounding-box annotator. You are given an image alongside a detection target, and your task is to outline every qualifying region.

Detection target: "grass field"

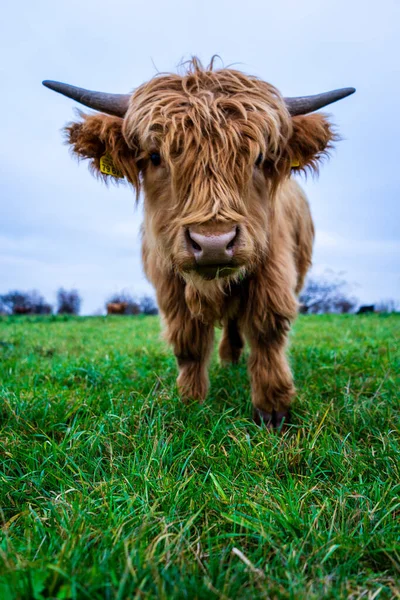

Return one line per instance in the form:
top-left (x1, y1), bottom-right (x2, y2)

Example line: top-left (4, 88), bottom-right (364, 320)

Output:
top-left (0, 314), bottom-right (399, 599)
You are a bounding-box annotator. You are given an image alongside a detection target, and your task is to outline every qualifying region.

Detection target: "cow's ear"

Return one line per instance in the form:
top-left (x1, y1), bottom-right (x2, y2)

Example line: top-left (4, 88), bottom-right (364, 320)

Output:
top-left (65, 113), bottom-right (139, 188)
top-left (287, 113), bottom-right (337, 174)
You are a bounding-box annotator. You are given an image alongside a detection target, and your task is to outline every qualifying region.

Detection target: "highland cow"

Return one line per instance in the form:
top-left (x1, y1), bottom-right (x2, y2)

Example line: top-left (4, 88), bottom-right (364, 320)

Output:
top-left (43, 58), bottom-right (355, 428)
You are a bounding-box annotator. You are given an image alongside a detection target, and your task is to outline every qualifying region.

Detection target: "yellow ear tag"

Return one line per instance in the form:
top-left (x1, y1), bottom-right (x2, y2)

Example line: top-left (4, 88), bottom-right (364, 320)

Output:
top-left (291, 159), bottom-right (300, 168)
top-left (100, 153), bottom-right (124, 179)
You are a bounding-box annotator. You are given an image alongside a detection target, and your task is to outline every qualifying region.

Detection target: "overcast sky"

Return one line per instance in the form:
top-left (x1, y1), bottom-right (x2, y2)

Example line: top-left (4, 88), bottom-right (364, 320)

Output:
top-left (1, 0), bottom-right (399, 313)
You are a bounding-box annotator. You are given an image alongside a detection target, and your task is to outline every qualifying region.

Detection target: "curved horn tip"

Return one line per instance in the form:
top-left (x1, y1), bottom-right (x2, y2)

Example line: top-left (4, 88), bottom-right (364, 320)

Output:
top-left (42, 80), bottom-right (69, 93)
top-left (343, 87), bottom-right (356, 96)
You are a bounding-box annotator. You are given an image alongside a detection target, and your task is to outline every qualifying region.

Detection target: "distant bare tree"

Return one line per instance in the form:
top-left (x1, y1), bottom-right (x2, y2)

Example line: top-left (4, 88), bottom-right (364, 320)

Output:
top-left (139, 295), bottom-right (158, 315)
top-left (376, 299), bottom-right (399, 313)
top-left (125, 302), bottom-right (141, 315)
top-left (29, 291), bottom-right (52, 314)
top-left (57, 288), bottom-right (81, 315)
top-left (0, 290), bottom-right (52, 315)
top-left (333, 297), bottom-right (358, 315)
top-left (0, 291), bottom-right (30, 314)
top-left (300, 272), bottom-right (357, 314)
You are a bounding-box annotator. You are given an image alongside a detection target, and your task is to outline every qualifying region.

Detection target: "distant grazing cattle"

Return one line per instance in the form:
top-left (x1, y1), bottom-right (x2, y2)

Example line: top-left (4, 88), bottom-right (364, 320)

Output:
top-left (14, 306), bottom-right (32, 315)
top-left (299, 304), bottom-right (310, 315)
top-left (107, 302), bottom-right (128, 315)
top-left (357, 305), bottom-right (375, 314)
top-left (44, 57), bottom-right (355, 428)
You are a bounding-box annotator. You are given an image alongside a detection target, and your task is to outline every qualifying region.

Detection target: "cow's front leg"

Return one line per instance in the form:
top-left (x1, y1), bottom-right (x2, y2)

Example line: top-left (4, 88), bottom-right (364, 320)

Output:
top-left (167, 318), bottom-right (214, 402)
top-left (247, 318), bottom-right (295, 429)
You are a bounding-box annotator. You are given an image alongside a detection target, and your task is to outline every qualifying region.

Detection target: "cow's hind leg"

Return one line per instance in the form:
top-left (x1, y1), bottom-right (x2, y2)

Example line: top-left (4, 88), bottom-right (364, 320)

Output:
top-left (219, 319), bottom-right (244, 365)
top-left (246, 317), bottom-right (294, 430)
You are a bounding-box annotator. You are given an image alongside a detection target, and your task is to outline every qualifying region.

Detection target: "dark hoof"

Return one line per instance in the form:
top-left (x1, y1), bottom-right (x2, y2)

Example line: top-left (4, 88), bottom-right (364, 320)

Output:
top-left (253, 407), bottom-right (291, 430)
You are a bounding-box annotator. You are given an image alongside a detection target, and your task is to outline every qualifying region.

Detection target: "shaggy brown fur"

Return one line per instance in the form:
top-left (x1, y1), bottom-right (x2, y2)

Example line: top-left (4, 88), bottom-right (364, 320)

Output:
top-left (65, 58), bottom-right (337, 428)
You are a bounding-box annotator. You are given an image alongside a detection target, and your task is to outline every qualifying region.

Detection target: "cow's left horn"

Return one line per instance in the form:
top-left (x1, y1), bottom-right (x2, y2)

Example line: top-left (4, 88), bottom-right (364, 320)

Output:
top-left (42, 81), bottom-right (130, 117)
top-left (284, 88), bottom-right (356, 116)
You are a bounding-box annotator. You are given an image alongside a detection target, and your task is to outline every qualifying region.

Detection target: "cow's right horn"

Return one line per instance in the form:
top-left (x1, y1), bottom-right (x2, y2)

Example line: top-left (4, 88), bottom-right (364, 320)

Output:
top-left (42, 81), bottom-right (130, 117)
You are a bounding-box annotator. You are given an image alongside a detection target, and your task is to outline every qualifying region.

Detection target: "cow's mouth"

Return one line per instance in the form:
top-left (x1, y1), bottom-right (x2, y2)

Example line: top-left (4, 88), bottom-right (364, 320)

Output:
top-left (194, 264), bottom-right (239, 280)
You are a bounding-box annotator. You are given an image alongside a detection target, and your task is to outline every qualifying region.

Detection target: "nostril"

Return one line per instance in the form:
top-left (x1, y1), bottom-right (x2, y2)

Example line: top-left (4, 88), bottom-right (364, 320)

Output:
top-left (186, 230), bottom-right (202, 253)
top-left (226, 227), bottom-right (239, 251)
top-left (190, 238), bottom-right (202, 252)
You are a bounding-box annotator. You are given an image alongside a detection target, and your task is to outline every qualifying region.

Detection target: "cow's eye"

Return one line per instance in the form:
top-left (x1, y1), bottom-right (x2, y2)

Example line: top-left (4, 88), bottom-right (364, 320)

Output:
top-left (255, 153), bottom-right (263, 167)
top-left (150, 152), bottom-right (161, 166)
